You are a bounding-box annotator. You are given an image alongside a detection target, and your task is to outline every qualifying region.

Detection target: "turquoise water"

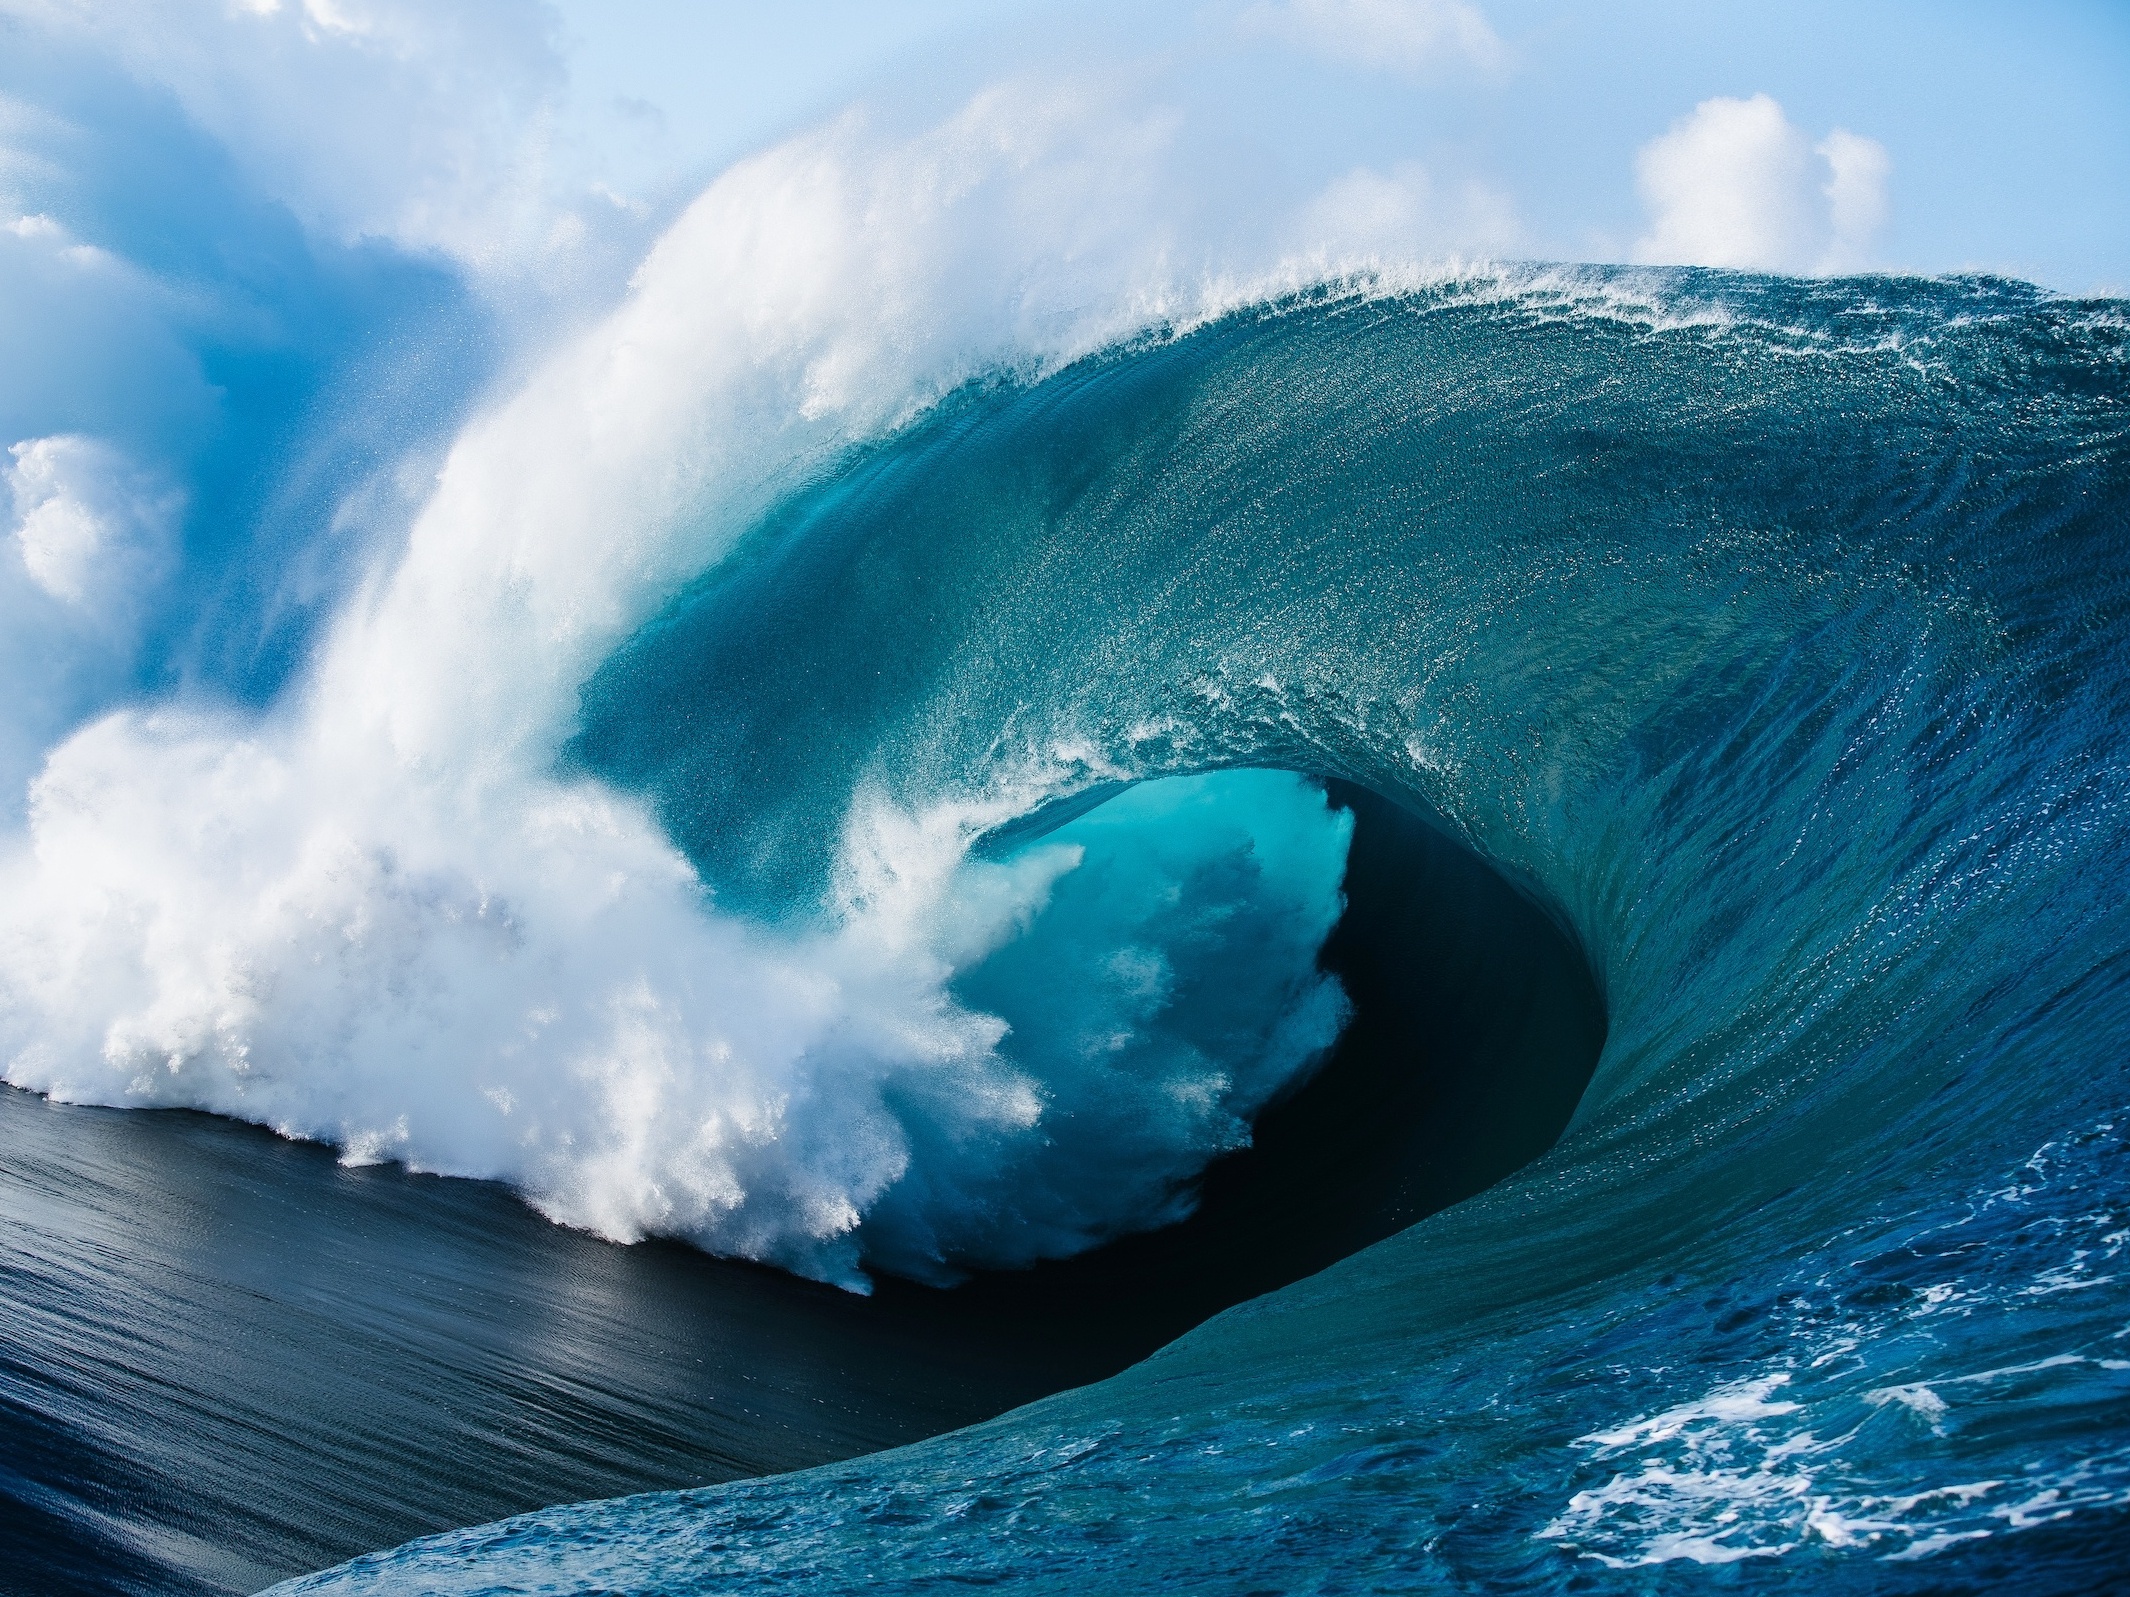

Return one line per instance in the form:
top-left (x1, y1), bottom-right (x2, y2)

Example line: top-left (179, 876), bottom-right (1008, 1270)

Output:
top-left (279, 273), bottom-right (2130, 1591)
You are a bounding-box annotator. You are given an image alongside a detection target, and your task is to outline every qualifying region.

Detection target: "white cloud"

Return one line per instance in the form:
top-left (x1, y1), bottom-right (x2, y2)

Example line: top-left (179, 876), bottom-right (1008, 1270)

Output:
top-left (2, 0), bottom-right (591, 283)
top-left (1291, 159), bottom-right (1521, 262)
top-left (0, 435), bottom-right (180, 809)
top-left (1631, 94), bottom-right (1890, 275)
top-left (1238, 0), bottom-right (1510, 78)
top-left (7, 434), bottom-right (180, 624)
top-left (1819, 126), bottom-right (1892, 271)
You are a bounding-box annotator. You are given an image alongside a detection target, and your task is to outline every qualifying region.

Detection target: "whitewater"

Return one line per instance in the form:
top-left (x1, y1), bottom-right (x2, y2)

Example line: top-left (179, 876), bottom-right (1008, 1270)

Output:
top-left (1, 63), bottom-right (2126, 1597)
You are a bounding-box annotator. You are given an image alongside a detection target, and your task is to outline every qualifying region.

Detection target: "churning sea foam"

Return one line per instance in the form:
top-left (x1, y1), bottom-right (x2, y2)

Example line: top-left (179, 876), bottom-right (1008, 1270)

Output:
top-left (0, 79), bottom-right (1414, 1287)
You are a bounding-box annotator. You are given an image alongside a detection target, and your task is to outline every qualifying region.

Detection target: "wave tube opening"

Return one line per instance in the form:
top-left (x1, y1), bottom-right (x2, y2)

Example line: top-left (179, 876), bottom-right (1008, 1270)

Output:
top-left (875, 769), bottom-right (1608, 1357)
top-left (0, 762), bottom-right (1606, 1597)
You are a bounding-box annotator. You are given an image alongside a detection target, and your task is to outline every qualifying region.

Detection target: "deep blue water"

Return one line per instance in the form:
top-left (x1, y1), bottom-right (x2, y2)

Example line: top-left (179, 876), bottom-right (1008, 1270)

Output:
top-left (274, 272), bottom-right (2130, 1592)
top-left (0, 773), bottom-right (1604, 1594)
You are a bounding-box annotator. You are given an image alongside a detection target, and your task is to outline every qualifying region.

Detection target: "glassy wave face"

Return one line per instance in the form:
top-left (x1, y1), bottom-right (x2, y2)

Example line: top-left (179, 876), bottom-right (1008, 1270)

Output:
top-left (277, 274), bottom-right (2130, 1592)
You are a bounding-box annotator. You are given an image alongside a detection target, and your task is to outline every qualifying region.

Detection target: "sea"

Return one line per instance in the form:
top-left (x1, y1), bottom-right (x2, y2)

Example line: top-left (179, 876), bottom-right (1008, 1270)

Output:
top-left (5, 263), bottom-right (2127, 1593)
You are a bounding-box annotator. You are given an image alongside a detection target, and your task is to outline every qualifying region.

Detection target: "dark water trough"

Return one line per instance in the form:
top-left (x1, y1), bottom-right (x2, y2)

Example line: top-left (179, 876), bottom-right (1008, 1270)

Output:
top-left (0, 781), bottom-right (1602, 1596)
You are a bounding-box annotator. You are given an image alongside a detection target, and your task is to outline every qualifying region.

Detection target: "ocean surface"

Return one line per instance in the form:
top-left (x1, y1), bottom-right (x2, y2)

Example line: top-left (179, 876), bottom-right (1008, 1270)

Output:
top-left (2, 773), bottom-right (1602, 1593)
top-left (5, 266), bottom-right (2127, 1595)
top-left (278, 273), bottom-right (2130, 1592)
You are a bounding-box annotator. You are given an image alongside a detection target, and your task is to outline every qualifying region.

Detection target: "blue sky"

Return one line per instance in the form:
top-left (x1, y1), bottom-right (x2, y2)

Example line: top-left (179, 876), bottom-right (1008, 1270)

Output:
top-left (550, 0), bottom-right (2130, 292)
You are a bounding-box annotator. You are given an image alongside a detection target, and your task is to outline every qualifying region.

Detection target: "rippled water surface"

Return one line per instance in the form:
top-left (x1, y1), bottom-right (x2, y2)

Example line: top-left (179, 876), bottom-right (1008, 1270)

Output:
top-left (283, 275), bottom-right (2130, 1593)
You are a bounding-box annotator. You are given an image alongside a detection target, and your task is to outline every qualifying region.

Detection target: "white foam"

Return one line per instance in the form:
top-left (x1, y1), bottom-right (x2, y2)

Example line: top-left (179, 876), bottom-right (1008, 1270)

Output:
top-left (0, 59), bottom-right (1537, 1284)
top-left (1541, 1117), bottom-right (2130, 1566)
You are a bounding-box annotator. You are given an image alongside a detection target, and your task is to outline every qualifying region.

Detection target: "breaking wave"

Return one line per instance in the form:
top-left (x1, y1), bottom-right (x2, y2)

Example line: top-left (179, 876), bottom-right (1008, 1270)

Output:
top-left (3, 75), bottom-right (2126, 1596)
top-left (296, 270), bottom-right (2130, 1591)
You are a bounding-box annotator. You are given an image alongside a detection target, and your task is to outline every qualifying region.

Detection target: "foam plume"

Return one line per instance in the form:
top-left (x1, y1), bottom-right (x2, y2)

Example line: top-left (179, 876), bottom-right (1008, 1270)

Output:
top-left (0, 83), bottom-right (1369, 1286)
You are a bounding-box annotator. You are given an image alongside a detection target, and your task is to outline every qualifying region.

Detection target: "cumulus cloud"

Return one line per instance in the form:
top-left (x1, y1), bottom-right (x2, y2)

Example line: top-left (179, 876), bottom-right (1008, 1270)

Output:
top-left (0, 434), bottom-right (180, 810)
top-left (1818, 126), bottom-right (1892, 265)
top-left (8, 434), bottom-right (180, 623)
top-left (0, 197), bottom-right (217, 462)
top-left (1290, 159), bottom-right (1521, 262)
top-left (1238, 0), bottom-right (1510, 78)
top-left (1632, 94), bottom-right (1890, 275)
top-left (2, 0), bottom-right (598, 283)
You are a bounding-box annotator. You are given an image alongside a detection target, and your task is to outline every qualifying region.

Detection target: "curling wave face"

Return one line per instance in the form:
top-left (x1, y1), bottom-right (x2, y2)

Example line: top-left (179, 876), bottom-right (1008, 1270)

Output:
top-left (0, 90), bottom-right (1394, 1291)
top-left (271, 272), bottom-right (2130, 1591)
